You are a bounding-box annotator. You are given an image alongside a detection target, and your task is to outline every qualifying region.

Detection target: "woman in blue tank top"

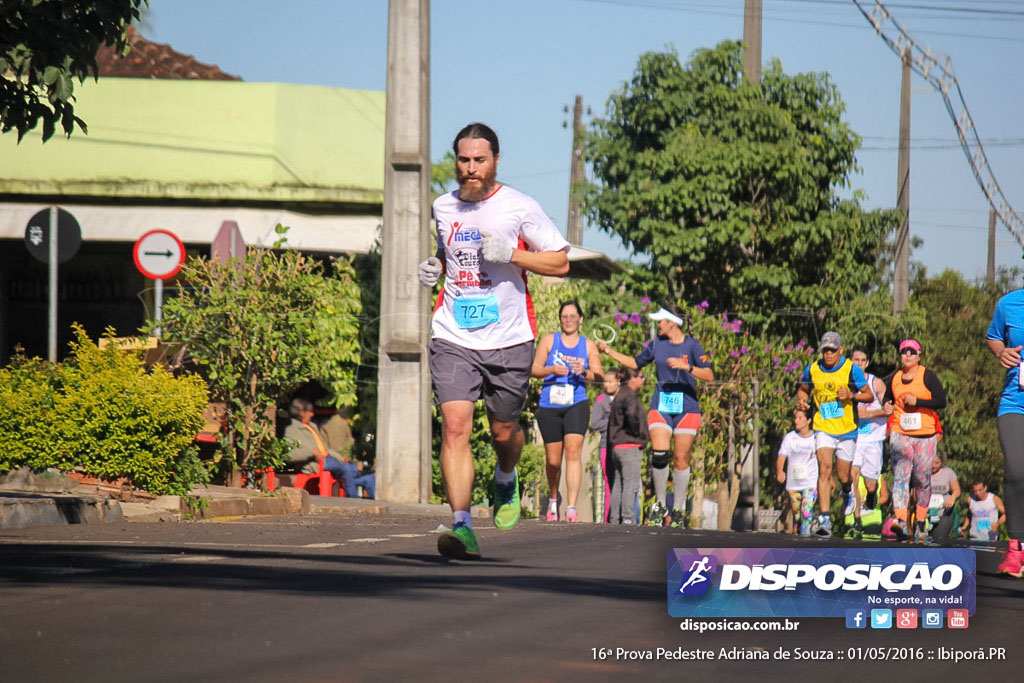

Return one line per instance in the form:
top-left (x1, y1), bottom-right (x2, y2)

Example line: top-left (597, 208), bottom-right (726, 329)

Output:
top-left (531, 300), bottom-right (604, 522)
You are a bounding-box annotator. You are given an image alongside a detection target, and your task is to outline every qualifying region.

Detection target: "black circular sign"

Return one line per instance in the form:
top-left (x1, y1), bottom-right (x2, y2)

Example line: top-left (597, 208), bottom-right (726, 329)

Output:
top-left (24, 207), bottom-right (82, 264)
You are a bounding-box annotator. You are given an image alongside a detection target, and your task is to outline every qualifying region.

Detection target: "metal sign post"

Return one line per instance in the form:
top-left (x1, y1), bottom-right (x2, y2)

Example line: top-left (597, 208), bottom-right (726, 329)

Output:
top-left (24, 207), bottom-right (82, 363)
top-left (133, 229), bottom-right (186, 337)
top-left (48, 207), bottom-right (57, 362)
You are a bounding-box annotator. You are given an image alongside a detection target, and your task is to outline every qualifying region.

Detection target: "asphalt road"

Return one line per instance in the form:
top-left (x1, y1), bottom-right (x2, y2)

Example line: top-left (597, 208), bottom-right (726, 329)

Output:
top-left (0, 514), bottom-right (1020, 682)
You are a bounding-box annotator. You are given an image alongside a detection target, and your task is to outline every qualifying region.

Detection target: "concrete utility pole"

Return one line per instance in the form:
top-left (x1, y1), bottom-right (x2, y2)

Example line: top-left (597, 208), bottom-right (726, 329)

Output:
top-left (987, 209), bottom-right (997, 286)
top-left (742, 0), bottom-right (762, 85)
top-left (893, 51), bottom-right (911, 315)
top-left (566, 94), bottom-right (585, 246)
top-left (377, 0), bottom-right (431, 503)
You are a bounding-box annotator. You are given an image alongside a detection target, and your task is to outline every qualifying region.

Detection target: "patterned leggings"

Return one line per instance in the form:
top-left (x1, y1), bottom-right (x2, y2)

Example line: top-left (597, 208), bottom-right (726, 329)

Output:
top-left (890, 432), bottom-right (938, 514)
top-left (788, 488), bottom-right (819, 535)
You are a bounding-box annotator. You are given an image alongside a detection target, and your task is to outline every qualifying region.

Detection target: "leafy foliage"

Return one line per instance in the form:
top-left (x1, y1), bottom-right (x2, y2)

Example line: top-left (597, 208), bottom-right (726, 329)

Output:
top-left (1, 0), bottom-right (147, 142)
top-left (586, 42), bottom-right (899, 326)
top-left (152, 240), bottom-right (362, 478)
top-left (0, 325), bottom-right (209, 496)
top-left (911, 269), bottom-right (1015, 494)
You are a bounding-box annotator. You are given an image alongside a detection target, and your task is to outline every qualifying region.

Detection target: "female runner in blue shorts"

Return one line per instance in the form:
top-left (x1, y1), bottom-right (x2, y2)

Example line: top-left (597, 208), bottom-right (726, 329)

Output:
top-left (532, 300), bottom-right (604, 522)
top-left (599, 303), bottom-right (713, 526)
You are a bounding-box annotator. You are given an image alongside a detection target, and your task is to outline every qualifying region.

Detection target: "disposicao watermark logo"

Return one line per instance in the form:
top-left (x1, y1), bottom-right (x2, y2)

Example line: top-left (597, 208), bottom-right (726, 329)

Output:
top-left (667, 548), bottom-right (976, 618)
top-left (676, 555), bottom-right (718, 596)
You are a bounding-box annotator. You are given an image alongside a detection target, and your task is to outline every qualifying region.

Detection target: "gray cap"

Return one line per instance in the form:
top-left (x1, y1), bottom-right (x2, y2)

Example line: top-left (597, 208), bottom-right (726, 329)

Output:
top-left (819, 331), bottom-right (843, 350)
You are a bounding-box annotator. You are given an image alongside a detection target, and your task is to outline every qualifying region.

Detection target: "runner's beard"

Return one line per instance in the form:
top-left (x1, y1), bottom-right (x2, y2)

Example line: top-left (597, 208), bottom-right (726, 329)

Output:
top-left (456, 169), bottom-right (497, 203)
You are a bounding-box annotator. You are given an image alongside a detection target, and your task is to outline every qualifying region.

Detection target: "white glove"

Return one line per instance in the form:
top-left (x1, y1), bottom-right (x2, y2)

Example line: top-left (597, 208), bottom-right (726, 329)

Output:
top-left (418, 256), bottom-right (442, 287)
top-left (480, 232), bottom-right (514, 264)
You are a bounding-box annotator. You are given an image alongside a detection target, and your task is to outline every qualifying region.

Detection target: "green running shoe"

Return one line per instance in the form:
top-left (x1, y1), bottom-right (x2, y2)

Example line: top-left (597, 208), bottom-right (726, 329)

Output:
top-left (437, 523), bottom-right (480, 560)
top-left (492, 469), bottom-right (521, 530)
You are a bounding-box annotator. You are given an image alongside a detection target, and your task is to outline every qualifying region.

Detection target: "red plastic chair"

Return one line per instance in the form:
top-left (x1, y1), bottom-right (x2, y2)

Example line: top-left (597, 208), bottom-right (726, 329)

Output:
top-left (292, 457), bottom-right (345, 497)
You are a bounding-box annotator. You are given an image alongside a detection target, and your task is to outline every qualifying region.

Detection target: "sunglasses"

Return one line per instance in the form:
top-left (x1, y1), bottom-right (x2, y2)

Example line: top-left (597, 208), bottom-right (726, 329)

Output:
top-left (900, 348), bottom-right (920, 355)
top-left (820, 347), bottom-right (839, 353)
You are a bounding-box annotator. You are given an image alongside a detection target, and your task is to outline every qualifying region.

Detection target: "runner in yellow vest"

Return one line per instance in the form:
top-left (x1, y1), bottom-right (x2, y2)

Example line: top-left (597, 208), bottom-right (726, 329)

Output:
top-left (796, 331), bottom-right (872, 537)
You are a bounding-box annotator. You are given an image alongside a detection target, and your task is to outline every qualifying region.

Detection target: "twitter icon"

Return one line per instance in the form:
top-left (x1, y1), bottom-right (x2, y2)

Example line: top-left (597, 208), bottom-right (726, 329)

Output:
top-left (870, 609), bottom-right (892, 629)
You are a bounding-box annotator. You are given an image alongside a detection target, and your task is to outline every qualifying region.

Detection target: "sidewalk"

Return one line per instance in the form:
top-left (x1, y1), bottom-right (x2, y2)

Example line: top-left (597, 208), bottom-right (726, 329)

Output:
top-left (0, 467), bottom-right (487, 529)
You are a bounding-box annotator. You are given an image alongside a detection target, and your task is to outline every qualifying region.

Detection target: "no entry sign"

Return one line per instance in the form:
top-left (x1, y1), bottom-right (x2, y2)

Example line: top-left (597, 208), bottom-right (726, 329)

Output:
top-left (133, 229), bottom-right (185, 280)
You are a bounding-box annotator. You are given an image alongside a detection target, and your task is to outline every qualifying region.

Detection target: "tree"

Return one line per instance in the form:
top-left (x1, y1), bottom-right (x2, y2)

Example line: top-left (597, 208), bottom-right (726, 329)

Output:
top-left (1, 0), bottom-right (147, 142)
top-left (153, 239), bottom-right (363, 482)
top-left (587, 41), bottom-right (899, 328)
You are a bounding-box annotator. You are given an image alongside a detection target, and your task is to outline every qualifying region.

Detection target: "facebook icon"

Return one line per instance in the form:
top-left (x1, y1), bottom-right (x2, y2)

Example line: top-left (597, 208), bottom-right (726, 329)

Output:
top-left (845, 609), bottom-right (867, 629)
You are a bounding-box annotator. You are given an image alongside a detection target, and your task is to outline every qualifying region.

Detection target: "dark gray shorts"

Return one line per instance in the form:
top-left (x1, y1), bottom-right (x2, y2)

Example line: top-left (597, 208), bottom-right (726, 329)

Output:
top-left (428, 337), bottom-right (534, 422)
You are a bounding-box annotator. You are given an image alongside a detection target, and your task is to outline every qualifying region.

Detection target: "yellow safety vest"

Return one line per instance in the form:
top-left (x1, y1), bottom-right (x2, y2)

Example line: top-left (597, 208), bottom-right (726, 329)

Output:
top-left (809, 357), bottom-right (857, 436)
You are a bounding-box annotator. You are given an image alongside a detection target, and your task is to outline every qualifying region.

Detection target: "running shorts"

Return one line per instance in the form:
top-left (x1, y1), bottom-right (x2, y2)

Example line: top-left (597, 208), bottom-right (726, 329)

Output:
top-left (428, 338), bottom-right (534, 422)
top-left (853, 439), bottom-right (883, 480)
top-left (814, 431), bottom-right (856, 462)
top-left (536, 401), bottom-right (591, 443)
top-left (648, 410), bottom-right (701, 435)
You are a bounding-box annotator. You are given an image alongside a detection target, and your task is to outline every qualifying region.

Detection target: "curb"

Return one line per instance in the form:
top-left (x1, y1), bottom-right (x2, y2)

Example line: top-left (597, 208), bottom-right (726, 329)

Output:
top-left (0, 493), bottom-right (123, 529)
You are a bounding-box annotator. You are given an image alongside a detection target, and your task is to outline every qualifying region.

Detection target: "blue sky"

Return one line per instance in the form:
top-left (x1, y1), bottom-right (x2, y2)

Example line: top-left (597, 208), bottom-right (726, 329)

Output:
top-left (147, 0), bottom-right (1024, 280)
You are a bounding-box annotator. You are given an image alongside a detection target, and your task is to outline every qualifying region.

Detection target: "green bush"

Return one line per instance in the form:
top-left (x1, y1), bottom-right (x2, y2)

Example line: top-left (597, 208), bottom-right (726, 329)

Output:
top-left (0, 325), bottom-right (210, 496)
top-left (0, 354), bottom-right (61, 471)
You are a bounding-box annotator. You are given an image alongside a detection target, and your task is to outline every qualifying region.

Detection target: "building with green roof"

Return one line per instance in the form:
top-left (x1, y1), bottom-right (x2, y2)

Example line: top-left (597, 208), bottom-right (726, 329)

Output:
top-left (0, 73), bottom-right (385, 359)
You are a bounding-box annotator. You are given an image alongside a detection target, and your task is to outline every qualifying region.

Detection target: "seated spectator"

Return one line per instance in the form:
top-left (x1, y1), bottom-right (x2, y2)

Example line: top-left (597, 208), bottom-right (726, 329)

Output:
top-left (928, 454), bottom-right (961, 542)
top-left (284, 398), bottom-right (375, 499)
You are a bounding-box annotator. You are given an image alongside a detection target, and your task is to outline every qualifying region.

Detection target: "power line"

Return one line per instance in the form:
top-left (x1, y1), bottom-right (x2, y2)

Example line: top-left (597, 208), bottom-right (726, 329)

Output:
top-left (852, 0), bottom-right (1024, 249)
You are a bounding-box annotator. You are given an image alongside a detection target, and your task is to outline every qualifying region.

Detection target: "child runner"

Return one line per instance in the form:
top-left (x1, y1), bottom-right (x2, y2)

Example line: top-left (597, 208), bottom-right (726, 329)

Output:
top-left (776, 407), bottom-right (819, 536)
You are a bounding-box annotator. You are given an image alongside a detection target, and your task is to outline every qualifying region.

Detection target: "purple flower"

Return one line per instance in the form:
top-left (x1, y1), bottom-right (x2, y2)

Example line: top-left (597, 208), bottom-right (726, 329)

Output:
top-left (784, 361), bottom-right (801, 373)
top-left (773, 357), bottom-right (781, 366)
top-left (699, 300), bottom-right (709, 309)
top-left (629, 312), bottom-right (642, 324)
top-left (641, 297), bottom-right (651, 304)
top-left (729, 350), bottom-right (740, 359)
top-left (785, 344), bottom-right (793, 352)
top-left (796, 340), bottom-right (806, 350)
top-left (740, 346), bottom-right (749, 355)
top-left (764, 345), bottom-right (771, 353)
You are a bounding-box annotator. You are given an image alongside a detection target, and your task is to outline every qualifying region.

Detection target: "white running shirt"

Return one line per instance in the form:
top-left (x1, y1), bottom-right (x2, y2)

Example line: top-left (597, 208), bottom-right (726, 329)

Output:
top-left (779, 430), bottom-right (819, 491)
top-left (857, 372), bottom-right (887, 443)
top-left (432, 185), bottom-right (570, 350)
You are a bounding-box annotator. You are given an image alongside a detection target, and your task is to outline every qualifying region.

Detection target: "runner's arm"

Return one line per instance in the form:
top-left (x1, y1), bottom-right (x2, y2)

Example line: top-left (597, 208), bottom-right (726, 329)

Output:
top-left (690, 366), bottom-right (714, 382)
top-left (597, 341), bottom-right (639, 370)
top-left (585, 339), bottom-right (605, 383)
top-left (915, 369), bottom-right (947, 410)
top-left (995, 495), bottom-right (1007, 529)
top-left (949, 476), bottom-right (961, 504)
top-left (531, 334), bottom-right (563, 378)
top-left (510, 248), bottom-right (569, 276)
top-left (775, 455), bottom-right (787, 484)
top-left (858, 376), bottom-right (889, 418)
top-left (986, 338), bottom-right (1023, 370)
top-left (796, 383), bottom-right (812, 410)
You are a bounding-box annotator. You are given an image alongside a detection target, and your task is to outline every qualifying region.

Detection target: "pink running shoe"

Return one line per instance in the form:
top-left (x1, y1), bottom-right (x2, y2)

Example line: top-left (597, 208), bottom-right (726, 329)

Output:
top-left (565, 507), bottom-right (579, 523)
top-left (998, 539), bottom-right (1024, 578)
top-left (546, 508), bottom-right (559, 522)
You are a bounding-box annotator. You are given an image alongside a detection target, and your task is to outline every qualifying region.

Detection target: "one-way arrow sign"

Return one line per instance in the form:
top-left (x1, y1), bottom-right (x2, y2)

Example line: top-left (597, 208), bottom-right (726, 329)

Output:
top-left (133, 229), bottom-right (185, 280)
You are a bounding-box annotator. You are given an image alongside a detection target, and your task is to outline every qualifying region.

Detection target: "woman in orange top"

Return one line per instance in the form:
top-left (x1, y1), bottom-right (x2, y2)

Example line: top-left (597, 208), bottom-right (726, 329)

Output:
top-left (882, 339), bottom-right (947, 542)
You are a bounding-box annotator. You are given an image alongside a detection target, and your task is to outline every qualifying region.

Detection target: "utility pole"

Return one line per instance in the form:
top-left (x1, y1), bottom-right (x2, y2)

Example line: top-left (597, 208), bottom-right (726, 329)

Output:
top-left (377, 0), bottom-right (431, 503)
top-left (893, 51), bottom-right (911, 315)
top-left (566, 94), bottom-right (584, 246)
top-left (987, 209), bottom-right (997, 286)
top-left (742, 0), bottom-right (762, 85)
